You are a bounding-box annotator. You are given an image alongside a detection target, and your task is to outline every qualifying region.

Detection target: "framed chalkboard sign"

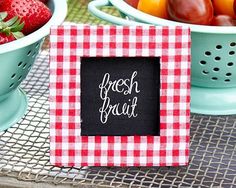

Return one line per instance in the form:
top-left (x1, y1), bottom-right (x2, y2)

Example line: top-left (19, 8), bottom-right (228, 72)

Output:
top-left (81, 56), bottom-right (160, 136)
top-left (50, 25), bottom-right (191, 167)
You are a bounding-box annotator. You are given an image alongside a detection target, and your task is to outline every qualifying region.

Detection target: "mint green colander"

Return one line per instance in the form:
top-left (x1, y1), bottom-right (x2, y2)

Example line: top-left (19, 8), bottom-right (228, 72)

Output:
top-left (88, 0), bottom-right (236, 115)
top-left (0, 0), bottom-right (67, 131)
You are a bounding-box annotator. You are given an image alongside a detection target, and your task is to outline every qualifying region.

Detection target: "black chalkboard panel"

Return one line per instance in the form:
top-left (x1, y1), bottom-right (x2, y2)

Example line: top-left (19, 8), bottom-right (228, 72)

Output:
top-left (81, 57), bottom-right (160, 136)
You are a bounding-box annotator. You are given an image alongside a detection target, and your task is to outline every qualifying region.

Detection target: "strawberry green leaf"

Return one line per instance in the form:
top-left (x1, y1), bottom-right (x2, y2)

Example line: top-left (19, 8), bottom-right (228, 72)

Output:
top-left (11, 22), bottom-right (25, 32)
top-left (0, 12), bottom-right (7, 21)
top-left (12, 31), bottom-right (24, 40)
top-left (5, 16), bottom-right (18, 27)
top-left (0, 12), bottom-right (24, 37)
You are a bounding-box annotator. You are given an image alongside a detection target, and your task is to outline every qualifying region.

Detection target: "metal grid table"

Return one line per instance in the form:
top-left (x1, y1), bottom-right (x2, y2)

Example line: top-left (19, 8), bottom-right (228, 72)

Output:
top-left (0, 1), bottom-right (236, 187)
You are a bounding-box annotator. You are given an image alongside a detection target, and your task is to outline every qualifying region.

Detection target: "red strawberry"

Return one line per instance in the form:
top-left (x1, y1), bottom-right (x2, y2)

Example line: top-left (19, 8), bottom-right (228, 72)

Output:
top-left (0, 33), bottom-right (15, 44)
top-left (0, 12), bottom-right (24, 44)
top-left (0, 0), bottom-right (52, 35)
top-left (37, 0), bottom-right (48, 4)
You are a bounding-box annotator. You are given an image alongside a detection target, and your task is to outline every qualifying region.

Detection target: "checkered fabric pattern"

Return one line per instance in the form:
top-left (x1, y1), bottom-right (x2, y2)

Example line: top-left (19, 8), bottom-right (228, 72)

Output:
top-left (50, 25), bottom-right (191, 166)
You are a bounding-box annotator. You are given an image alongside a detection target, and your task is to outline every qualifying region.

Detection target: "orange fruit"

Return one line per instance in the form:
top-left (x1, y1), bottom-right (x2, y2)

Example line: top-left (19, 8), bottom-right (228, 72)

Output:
top-left (137, 0), bottom-right (168, 19)
top-left (212, 0), bottom-right (236, 18)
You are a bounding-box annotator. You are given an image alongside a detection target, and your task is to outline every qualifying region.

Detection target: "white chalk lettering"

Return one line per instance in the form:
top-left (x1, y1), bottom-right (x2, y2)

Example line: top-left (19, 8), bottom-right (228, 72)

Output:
top-left (98, 71), bottom-right (140, 124)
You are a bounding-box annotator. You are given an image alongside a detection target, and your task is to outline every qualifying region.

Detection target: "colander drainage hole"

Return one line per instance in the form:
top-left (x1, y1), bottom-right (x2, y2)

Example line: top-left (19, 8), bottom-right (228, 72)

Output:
top-left (28, 65), bottom-right (32, 71)
top-left (9, 83), bottom-right (14, 88)
top-left (213, 67), bottom-right (220, 72)
top-left (200, 60), bottom-right (207, 65)
top-left (18, 61), bottom-right (23, 67)
top-left (212, 77), bottom-right (218, 81)
top-left (216, 45), bottom-right (222, 49)
top-left (225, 79), bottom-right (231, 82)
top-left (32, 52), bottom-right (36, 58)
top-left (230, 42), bottom-right (236, 47)
top-left (215, 56), bottom-right (221, 61)
top-left (18, 76), bottom-right (22, 81)
top-left (27, 50), bottom-right (32, 56)
top-left (23, 63), bottom-right (27, 69)
top-left (11, 73), bottom-right (16, 79)
top-left (229, 51), bottom-right (235, 55)
top-left (226, 73), bottom-right (232, 77)
top-left (35, 43), bottom-right (40, 48)
top-left (228, 62), bottom-right (234, 66)
top-left (202, 70), bottom-right (209, 75)
top-left (205, 51), bottom-right (211, 56)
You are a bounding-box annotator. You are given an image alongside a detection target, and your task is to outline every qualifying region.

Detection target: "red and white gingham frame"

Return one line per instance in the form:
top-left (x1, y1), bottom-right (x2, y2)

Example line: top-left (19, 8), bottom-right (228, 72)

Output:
top-left (50, 25), bottom-right (191, 166)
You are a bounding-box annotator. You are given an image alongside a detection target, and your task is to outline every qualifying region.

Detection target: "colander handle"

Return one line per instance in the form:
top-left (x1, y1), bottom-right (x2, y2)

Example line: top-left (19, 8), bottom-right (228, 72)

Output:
top-left (88, 0), bottom-right (145, 26)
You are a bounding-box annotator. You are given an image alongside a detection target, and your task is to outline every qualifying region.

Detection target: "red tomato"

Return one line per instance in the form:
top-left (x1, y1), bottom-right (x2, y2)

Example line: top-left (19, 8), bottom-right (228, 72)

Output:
top-left (211, 15), bottom-right (236, 26)
top-left (167, 0), bottom-right (214, 25)
top-left (234, 0), bottom-right (236, 15)
top-left (212, 0), bottom-right (235, 18)
top-left (125, 0), bottom-right (139, 8)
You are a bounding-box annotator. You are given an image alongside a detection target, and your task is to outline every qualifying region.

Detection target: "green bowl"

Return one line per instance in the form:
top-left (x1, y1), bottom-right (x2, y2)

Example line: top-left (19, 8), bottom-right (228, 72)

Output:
top-left (0, 0), bottom-right (67, 131)
top-left (88, 0), bottom-right (236, 115)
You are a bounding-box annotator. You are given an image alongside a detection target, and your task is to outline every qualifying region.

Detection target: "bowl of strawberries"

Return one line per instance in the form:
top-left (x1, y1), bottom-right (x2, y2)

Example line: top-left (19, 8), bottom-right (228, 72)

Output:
top-left (89, 0), bottom-right (236, 115)
top-left (0, 0), bottom-right (67, 130)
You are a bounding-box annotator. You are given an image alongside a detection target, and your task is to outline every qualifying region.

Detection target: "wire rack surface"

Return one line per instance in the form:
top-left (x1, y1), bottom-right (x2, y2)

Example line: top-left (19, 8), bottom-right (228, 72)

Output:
top-left (0, 1), bottom-right (236, 187)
